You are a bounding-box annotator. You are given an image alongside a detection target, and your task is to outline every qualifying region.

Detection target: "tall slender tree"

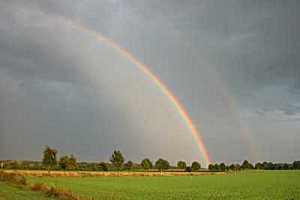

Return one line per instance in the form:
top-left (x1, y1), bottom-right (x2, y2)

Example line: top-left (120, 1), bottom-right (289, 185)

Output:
top-left (110, 150), bottom-right (125, 171)
top-left (42, 146), bottom-right (57, 172)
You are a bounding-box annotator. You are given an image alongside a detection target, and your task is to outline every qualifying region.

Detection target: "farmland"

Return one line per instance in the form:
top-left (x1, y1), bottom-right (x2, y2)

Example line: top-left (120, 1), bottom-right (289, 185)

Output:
top-left (0, 182), bottom-right (54, 200)
top-left (22, 170), bottom-right (300, 200)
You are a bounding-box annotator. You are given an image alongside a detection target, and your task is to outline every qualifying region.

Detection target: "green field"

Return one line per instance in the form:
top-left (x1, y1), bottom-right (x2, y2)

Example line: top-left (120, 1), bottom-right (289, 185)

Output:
top-left (0, 182), bottom-right (54, 200)
top-left (26, 171), bottom-right (300, 200)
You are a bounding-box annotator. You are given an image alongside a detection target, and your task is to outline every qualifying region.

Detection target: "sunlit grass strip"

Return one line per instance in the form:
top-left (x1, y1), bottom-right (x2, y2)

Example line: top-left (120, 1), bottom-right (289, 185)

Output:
top-left (2, 169), bottom-right (225, 177)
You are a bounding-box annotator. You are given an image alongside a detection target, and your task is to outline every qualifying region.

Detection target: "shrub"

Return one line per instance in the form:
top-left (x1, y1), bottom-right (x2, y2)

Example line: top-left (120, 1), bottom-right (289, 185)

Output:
top-left (123, 161), bottom-right (133, 170)
top-left (185, 166), bottom-right (192, 172)
top-left (15, 175), bottom-right (27, 185)
top-left (98, 162), bottom-right (108, 171)
top-left (0, 172), bottom-right (27, 185)
top-left (59, 155), bottom-right (78, 170)
top-left (46, 186), bottom-right (81, 200)
top-left (31, 183), bottom-right (48, 192)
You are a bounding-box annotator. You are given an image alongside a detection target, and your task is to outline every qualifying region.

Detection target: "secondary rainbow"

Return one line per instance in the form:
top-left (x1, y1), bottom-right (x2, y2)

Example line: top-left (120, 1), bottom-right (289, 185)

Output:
top-left (67, 19), bottom-right (211, 165)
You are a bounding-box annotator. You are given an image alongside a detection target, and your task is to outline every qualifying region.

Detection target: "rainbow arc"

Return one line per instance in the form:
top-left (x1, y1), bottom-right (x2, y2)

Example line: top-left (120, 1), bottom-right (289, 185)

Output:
top-left (67, 19), bottom-right (211, 165)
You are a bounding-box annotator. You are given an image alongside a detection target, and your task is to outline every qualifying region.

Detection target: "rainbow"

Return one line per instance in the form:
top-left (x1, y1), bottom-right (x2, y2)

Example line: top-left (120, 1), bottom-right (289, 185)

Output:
top-left (66, 19), bottom-right (211, 165)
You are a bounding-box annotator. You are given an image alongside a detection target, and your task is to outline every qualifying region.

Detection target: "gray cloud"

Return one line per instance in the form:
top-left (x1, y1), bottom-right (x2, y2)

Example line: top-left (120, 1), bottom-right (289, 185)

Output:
top-left (0, 0), bottom-right (299, 164)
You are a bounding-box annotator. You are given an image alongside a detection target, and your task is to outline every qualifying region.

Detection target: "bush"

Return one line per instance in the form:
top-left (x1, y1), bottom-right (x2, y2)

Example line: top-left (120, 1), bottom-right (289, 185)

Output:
top-left (185, 166), bottom-right (192, 172)
top-left (31, 183), bottom-right (48, 191)
top-left (98, 162), bottom-right (109, 171)
top-left (46, 186), bottom-right (81, 200)
top-left (0, 172), bottom-right (27, 185)
top-left (15, 175), bottom-right (27, 185)
top-left (123, 161), bottom-right (133, 170)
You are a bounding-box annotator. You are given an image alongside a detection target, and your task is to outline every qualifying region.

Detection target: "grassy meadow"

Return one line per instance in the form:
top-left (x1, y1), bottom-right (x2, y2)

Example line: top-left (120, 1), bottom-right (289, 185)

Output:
top-left (0, 182), bottom-right (55, 200)
top-left (23, 170), bottom-right (300, 200)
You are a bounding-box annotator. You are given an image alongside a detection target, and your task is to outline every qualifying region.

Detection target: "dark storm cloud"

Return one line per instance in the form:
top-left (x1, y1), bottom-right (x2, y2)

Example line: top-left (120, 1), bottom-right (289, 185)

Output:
top-left (0, 1), bottom-right (203, 164)
top-left (0, 0), bottom-right (299, 163)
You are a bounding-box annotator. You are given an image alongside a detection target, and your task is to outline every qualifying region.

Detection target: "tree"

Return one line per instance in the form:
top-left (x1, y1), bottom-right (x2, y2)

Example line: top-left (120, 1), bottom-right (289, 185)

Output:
top-left (42, 146), bottom-right (57, 171)
top-left (235, 164), bottom-right (241, 171)
top-left (141, 159), bottom-right (153, 170)
top-left (262, 162), bottom-right (274, 170)
top-left (155, 159), bottom-right (170, 172)
top-left (59, 156), bottom-right (69, 170)
top-left (68, 155), bottom-right (77, 170)
top-left (98, 162), bottom-right (108, 171)
top-left (59, 155), bottom-right (77, 170)
top-left (219, 163), bottom-right (226, 172)
top-left (225, 165), bottom-right (230, 171)
top-left (124, 161), bottom-right (133, 170)
top-left (208, 163), bottom-right (220, 171)
top-left (229, 164), bottom-right (241, 171)
top-left (214, 163), bottom-right (220, 171)
top-left (283, 163), bottom-right (290, 170)
top-left (241, 160), bottom-right (254, 169)
top-left (229, 164), bottom-right (235, 171)
top-left (191, 161), bottom-right (201, 172)
top-left (110, 150), bottom-right (125, 170)
top-left (292, 161), bottom-right (300, 169)
top-left (177, 161), bottom-right (187, 169)
top-left (255, 162), bottom-right (263, 170)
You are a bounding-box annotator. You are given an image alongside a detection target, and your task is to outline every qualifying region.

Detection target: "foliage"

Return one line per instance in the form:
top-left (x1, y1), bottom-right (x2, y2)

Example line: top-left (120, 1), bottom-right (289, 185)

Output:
top-left (123, 161), bottom-right (134, 170)
top-left (98, 162), bottom-right (109, 171)
top-left (229, 164), bottom-right (241, 171)
top-left (293, 161), bottom-right (300, 169)
top-left (42, 146), bottom-right (58, 169)
top-left (155, 159), bottom-right (170, 171)
top-left (59, 155), bottom-right (77, 170)
top-left (219, 163), bottom-right (226, 171)
top-left (208, 163), bottom-right (221, 171)
top-left (77, 162), bottom-right (98, 171)
top-left (255, 162), bottom-right (264, 169)
top-left (110, 150), bottom-right (125, 170)
top-left (177, 161), bottom-right (187, 169)
top-left (191, 161), bottom-right (201, 172)
top-left (185, 166), bottom-right (192, 172)
top-left (241, 160), bottom-right (254, 169)
top-left (141, 159), bottom-right (153, 170)
top-left (1, 146), bottom-right (300, 172)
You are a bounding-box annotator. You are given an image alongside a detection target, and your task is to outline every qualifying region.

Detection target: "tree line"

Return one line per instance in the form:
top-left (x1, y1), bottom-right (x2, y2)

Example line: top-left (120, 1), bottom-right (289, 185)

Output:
top-left (1, 146), bottom-right (300, 172)
top-left (208, 160), bottom-right (300, 171)
top-left (41, 147), bottom-right (203, 172)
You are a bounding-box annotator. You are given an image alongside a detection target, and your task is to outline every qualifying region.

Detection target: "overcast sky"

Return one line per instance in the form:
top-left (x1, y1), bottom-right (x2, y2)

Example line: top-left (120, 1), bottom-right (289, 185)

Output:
top-left (0, 0), bottom-right (299, 166)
